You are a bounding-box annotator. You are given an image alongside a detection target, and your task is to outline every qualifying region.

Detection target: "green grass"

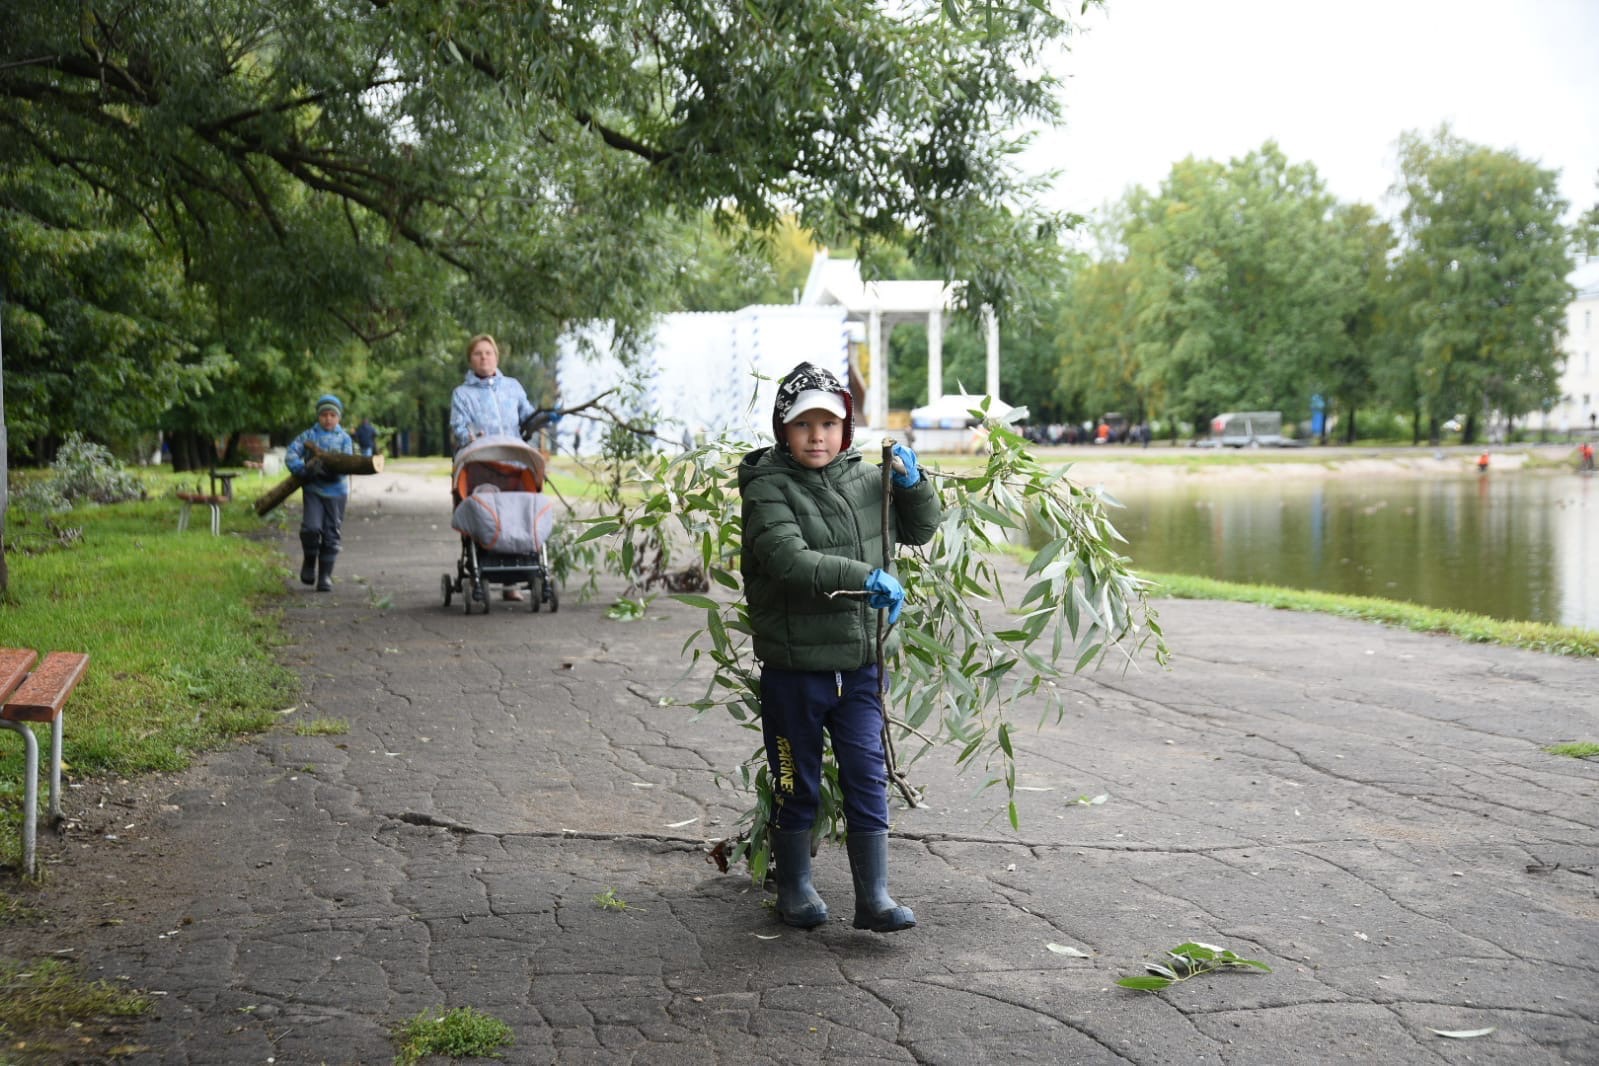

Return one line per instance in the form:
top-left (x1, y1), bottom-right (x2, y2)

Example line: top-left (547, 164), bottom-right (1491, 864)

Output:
top-left (393, 1006), bottom-right (513, 1065)
top-left (1, 489), bottom-right (298, 869)
top-left (0, 895), bottom-right (40, 925)
top-left (1545, 741), bottom-right (1599, 759)
top-left (0, 956), bottom-right (150, 1044)
top-left (293, 716), bottom-right (349, 736)
top-left (593, 887), bottom-right (634, 911)
top-left (1145, 571), bottom-right (1599, 658)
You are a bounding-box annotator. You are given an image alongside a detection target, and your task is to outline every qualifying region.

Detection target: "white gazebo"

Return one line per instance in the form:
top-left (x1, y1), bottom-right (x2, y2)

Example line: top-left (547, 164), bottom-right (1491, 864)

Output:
top-left (799, 251), bottom-right (1001, 428)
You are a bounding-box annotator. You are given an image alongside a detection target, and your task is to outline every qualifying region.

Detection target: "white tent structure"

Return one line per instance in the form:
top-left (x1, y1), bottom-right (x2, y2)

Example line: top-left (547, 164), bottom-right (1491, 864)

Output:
top-left (799, 250), bottom-right (1002, 428)
top-left (556, 306), bottom-right (850, 452)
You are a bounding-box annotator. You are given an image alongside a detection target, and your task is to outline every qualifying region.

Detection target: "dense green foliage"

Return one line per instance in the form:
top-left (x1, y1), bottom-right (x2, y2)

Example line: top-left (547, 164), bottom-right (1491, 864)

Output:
top-left (393, 1006), bottom-right (514, 1066)
top-left (0, 956), bottom-right (150, 1046)
top-left (1390, 127), bottom-right (1574, 442)
top-left (3, 0), bottom-right (1083, 457)
top-left (1049, 131), bottom-right (1575, 443)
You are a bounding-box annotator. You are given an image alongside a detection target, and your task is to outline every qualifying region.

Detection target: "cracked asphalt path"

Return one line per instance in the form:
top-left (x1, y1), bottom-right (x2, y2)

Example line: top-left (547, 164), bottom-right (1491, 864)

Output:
top-left (10, 472), bottom-right (1597, 1064)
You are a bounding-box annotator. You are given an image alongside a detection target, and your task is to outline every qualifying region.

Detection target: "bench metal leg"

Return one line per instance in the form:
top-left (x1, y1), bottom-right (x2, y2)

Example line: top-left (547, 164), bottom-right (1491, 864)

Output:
top-left (178, 501), bottom-right (192, 532)
top-left (209, 502), bottom-right (221, 536)
top-left (49, 714), bottom-right (63, 822)
top-left (1, 719), bottom-right (39, 877)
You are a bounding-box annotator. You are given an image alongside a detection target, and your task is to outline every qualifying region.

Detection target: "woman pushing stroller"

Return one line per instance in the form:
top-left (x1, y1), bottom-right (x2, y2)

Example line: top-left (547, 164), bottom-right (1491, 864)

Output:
top-left (450, 333), bottom-right (542, 450)
top-left (449, 333), bottom-right (558, 599)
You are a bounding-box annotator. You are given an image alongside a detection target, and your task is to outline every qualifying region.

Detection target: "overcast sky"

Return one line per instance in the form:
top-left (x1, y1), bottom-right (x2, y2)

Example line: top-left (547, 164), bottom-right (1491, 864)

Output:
top-left (1025, 0), bottom-right (1599, 226)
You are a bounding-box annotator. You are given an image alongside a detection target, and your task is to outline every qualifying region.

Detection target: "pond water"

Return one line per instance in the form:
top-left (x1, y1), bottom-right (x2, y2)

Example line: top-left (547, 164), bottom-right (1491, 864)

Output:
top-left (1103, 471), bottom-right (1599, 631)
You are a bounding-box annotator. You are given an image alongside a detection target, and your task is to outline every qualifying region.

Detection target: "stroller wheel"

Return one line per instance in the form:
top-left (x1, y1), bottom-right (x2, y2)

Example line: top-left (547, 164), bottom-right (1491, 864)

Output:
top-left (474, 581), bottom-right (490, 612)
top-left (548, 580), bottom-right (560, 614)
top-left (441, 573), bottom-right (453, 608)
top-left (528, 577), bottom-right (542, 612)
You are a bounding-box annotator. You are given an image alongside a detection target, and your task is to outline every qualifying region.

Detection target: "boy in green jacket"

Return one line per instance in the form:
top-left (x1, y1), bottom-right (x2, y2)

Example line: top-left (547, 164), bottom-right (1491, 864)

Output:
top-left (738, 362), bottom-right (941, 931)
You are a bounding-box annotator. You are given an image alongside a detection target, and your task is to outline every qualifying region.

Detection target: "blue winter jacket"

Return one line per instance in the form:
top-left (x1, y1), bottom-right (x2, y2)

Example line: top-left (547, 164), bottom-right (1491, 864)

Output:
top-left (286, 425), bottom-right (355, 498)
top-left (450, 371), bottom-right (536, 451)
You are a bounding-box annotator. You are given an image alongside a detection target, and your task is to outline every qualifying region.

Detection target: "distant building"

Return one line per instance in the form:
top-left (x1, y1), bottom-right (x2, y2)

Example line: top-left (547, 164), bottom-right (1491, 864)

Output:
top-left (1552, 256), bottom-right (1599, 434)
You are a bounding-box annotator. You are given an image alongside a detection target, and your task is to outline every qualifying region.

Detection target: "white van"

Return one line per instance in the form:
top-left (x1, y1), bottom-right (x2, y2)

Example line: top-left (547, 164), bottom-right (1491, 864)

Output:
top-left (1208, 411), bottom-right (1286, 447)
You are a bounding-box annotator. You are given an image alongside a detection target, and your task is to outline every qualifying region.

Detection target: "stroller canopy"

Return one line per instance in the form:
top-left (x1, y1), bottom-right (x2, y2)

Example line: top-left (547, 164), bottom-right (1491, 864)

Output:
top-left (453, 434), bottom-right (547, 497)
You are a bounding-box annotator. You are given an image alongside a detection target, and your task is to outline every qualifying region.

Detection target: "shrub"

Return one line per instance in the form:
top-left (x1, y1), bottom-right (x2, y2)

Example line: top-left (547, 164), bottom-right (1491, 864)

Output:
top-left (12, 433), bottom-right (145, 513)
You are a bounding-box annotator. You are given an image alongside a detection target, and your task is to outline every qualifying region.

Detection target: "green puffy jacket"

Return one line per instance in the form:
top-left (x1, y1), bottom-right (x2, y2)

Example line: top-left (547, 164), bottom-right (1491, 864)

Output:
top-left (739, 444), bottom-right (941, 671)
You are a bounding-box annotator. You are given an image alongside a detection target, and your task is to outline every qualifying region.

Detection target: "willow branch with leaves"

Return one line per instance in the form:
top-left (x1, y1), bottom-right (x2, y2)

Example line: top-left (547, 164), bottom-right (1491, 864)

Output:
top-left (564, 400), bottom-right (1166, 877)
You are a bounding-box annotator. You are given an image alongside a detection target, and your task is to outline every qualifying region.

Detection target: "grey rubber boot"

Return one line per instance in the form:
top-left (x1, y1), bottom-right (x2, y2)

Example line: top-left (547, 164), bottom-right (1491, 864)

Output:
top-left (846, 831), bottom-right (915, 932)
top-left (316, 555), bottom-right (336, 592)
top-left (299, 532), bottom-right (319, 585)
top-left (771, 829), bottom-right (829, 928)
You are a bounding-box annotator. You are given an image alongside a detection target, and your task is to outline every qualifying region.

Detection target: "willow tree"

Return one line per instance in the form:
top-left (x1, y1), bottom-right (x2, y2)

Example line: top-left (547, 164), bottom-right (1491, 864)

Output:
top-left (2, 0), bottom-right (1088, 349)
top-left (2, 0), bottom-right (1099, 582)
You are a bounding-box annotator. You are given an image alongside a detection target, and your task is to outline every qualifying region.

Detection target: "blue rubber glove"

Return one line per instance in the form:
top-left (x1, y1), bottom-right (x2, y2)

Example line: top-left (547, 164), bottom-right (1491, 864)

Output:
top-left (864, 568), bottom-right (906, 624)
top-left (890, 443), bottom-right (920, 488)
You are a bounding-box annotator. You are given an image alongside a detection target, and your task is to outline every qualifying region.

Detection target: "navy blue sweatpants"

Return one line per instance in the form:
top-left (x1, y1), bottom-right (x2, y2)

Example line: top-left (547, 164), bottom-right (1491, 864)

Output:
top-left (760, 665), bottom-right (889, 834)
top-left (301, 492), bottom-right (346, 558)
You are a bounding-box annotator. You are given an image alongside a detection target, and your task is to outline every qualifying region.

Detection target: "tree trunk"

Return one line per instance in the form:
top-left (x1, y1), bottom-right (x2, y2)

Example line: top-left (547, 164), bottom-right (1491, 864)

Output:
top-left (1343, 406), bottom-right (1358, 445)
top-left (168, 429), bottom-right (216, 473)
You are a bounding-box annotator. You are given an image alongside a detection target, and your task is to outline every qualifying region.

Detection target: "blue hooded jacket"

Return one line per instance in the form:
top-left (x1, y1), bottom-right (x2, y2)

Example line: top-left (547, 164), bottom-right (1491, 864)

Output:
top-left (450, 371), bottom-right (536, 452)
top-left (286, 424), bottom-right (355, 498)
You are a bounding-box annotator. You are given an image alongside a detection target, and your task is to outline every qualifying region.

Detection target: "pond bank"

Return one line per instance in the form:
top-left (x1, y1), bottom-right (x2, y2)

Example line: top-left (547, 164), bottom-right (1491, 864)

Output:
top-left (1044, 442), bottom-right (1582, 493)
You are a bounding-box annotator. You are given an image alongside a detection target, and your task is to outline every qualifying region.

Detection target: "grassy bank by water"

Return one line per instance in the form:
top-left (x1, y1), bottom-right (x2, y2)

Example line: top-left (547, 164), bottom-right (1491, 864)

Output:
top-left (1145, 571), bottom-right (1599, 658)
top-left (1, 477), bottom-right (298, 871)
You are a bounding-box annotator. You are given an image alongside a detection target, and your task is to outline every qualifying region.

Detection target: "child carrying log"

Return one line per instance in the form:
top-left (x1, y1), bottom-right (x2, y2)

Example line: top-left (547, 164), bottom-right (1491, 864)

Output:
top-left (286, 394), bottom-right (355, 591)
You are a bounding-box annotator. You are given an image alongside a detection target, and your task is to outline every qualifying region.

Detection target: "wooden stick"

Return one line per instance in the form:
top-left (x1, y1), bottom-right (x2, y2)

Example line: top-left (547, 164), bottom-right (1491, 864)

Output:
top-left (253, 445), bottom-right (384, 516)
top-left (877, 437), bottom-right (920, 809)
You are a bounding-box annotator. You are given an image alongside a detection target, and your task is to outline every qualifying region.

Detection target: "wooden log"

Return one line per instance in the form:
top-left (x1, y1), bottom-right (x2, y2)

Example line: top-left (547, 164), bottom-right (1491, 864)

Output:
top-left (314, 449), bottom-right (384, 476)
top-left (254, 474), bottom-right (305, 516)
top-left (253, 448), bottom-right (384, 516)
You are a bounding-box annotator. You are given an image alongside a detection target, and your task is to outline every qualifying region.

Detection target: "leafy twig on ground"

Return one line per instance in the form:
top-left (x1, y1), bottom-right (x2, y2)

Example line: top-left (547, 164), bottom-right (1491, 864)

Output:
top-left (1117, 941), bottom-right (1271, 992)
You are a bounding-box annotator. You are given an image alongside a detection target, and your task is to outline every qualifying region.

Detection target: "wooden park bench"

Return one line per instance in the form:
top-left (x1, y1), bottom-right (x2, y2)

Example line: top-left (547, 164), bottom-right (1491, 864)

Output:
top-left (176, 485), bottom-right (227, 535)
top-left (1, 648), bottom-right (90, 877)
top-left (176, 469), bottom-right (245, 534)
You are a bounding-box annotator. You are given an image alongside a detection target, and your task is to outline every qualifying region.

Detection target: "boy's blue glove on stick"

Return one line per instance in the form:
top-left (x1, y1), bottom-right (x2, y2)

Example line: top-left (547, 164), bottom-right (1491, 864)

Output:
top-left (889, 443), bottom-right (921, 488)
top-left (865, 568), bottom-right (905, 624)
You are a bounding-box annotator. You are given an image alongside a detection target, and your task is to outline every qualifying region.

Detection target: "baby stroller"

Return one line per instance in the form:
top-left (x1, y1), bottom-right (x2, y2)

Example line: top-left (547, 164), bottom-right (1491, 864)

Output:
top-left (442, 434), bottom-right (559, 613)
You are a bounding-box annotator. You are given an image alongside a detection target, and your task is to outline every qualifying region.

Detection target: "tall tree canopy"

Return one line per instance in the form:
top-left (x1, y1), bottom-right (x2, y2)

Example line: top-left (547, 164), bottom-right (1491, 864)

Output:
top-left (1391, 127), bottom-right (1573, 441)
top-left (2, 0), bottom-right (1080, 352)
top-left (1056, 143), bottom-right (1377, 433)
